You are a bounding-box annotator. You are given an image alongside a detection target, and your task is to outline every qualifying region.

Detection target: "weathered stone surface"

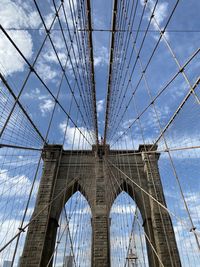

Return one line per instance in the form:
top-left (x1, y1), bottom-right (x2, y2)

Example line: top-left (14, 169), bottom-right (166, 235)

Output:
top-left (20, 144), bottom-right (181, 267)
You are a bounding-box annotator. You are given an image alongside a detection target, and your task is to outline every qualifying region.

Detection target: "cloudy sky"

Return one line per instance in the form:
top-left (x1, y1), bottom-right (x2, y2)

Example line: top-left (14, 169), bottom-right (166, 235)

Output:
top-left (0, 0), bottom-right (200, 266)
top-left (0, 0), bottom-right (199, 143)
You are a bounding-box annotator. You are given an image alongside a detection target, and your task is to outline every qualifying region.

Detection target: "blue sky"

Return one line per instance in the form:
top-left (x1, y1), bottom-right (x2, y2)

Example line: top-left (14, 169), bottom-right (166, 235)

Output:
top-left (0, 0), bottom-right (200, 266)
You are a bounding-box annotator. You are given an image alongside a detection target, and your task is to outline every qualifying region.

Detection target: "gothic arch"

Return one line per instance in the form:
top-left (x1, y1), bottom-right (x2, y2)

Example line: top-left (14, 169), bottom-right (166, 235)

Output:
top-left (108, 179), bottom-right (151, 223)
top-left (53, 191), bottom-right (92, 267)
top-left (20, 145), bottom-right (181, 267)
top-left (51, 180), bottom-right (93, 221)
top-left (107, 178), bottom-right (156, 267)
top-left (109, 191), bottom-right (147, 266)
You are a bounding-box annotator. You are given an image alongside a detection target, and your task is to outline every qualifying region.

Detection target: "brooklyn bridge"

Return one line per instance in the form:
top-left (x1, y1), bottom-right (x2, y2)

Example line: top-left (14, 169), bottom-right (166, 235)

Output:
top-left (0, 0), bottom-right (199, 266)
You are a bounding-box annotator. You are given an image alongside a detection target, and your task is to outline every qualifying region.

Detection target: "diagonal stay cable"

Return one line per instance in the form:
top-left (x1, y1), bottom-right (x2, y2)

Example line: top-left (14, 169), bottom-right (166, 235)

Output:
top-left (0, 175), bottom-right (80, 253)
top-left (0, 72), bottom-right (45, 143)
top-left (52, 0), bottom-right (96, 136)
top-left (10, 49), bottom-right (79, 266)
top-left (107, 0), bottom-right (181, 143)
top-left (32, 0), bottom-right (96, 144)
top-left (0, 25), bottom-right (92, 146)
top-left (107, 0), bottom-right (158, 139)
top-left (0, 2), bottom-right (63, 140)
top-left (110, 49), bottom-right (199, 147)
top-left (0, 143), bottom-right (42, 151)
top-left (106, 159), bottom-right (165, 267)
top-left (152, 76), bottom-right (200, 147)
top-left (109, 144), bottom-right (200, 157)
top-left (57, 0), bottom-right (95, 134)
top-left (109, 0), bottom-right (150, 131)
top-left (109, 0), bottom-right (139, 121)
top-left (105, 157), bottom-right (200, 239)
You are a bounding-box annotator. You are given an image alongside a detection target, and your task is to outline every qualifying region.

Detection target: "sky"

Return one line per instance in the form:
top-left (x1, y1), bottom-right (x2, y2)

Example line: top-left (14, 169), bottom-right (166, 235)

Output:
top-left (0, 0), bottom-right (200, 266)
top-left (0, 0), bottom-right (200, 142)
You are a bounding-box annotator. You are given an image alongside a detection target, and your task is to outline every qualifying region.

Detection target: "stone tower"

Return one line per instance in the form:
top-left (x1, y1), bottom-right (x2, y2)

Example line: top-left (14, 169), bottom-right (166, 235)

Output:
top-left (20, 144), bottom-right (181, 267)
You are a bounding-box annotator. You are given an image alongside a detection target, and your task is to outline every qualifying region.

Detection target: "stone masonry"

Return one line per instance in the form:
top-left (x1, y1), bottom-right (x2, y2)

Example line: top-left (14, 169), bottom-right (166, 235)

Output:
top-left (20, 144), bottom-right (181, 267)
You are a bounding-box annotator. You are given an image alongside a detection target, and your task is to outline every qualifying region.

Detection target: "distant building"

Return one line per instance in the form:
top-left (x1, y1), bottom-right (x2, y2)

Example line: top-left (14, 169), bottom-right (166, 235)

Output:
top-left (3, 261), bottom-right (12, 267)
top-left (64, 255), bottom-right (74, 267)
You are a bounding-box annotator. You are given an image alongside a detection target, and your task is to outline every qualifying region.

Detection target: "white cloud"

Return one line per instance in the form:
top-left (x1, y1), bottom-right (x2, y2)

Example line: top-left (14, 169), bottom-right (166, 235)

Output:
top-left (0, 30), bottom-right (33, 75)
top-left (111, 131), bottom-right (144, 150)
top-left (0, 0), bottom-right (43, 76)
top-left (141, 0), bottom-right (169, 39)
top-left (0, 168), bottom-right (39, 246)
top-left (0, 1), bottom-right (63, 80)
top-left (111, 204), bottom-right (136, 215)
top-left (35, 32), bottom-right (70, 82)
top-left (22, 88), bottom-right (55, 116)
top-left (22, 88), bottom-right (41, 100)
top-left (0, 218), bottom-right (25, 266)
top-left (158, 132), bottom-right (200, 158)
top-left (122, 119), bottom-right (135, 129)
top-left (42, 49), bottom-right (67, 67)
top-left (173, 220), bottom-right (200, 264)
top-left (61, 0), bottom-right (77, 29)
top-left (140, 0), bottom-right (168, 26)
top-left (35, 61), bottom-right (58, 82)
top-left (72, 206), bottom-right (92, 216)
top-left (39, 98), bottom-right (54, 116)
top-left (42, 0), bottom-right (77, 32)
top-left (0, 169), bottom-right (32, 197)
top-left (181, 192), bottom-right (200, 223)
top-left (94, 46), bottom-right (109, 67)
top-left (59, 122), bottom-right (94, 149)
top-left (1, 158), bottom-right (39, 168)
top-left (0, 0), bottom-right (41, 29)
top-left (19, 207), bottom-right (34, 217)
top-left (44, 12), bottom-right (55, 29)
top-left (150, 1), bottom-right (168, 26)
top-left (97, 99), bottom-right (104, 113)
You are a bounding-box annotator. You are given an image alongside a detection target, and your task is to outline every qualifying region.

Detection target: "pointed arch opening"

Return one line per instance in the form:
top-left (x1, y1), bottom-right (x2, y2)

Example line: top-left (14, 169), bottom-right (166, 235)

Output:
top-left (53, 191), bottom-right (92, 267)
top-left (110, 191), bottom-right (148, 267)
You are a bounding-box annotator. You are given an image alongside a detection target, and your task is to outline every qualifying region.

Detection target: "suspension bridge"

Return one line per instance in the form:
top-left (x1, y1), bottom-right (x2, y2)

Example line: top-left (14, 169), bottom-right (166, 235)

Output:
top-left (0, 0), bottom-right (200, 266)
